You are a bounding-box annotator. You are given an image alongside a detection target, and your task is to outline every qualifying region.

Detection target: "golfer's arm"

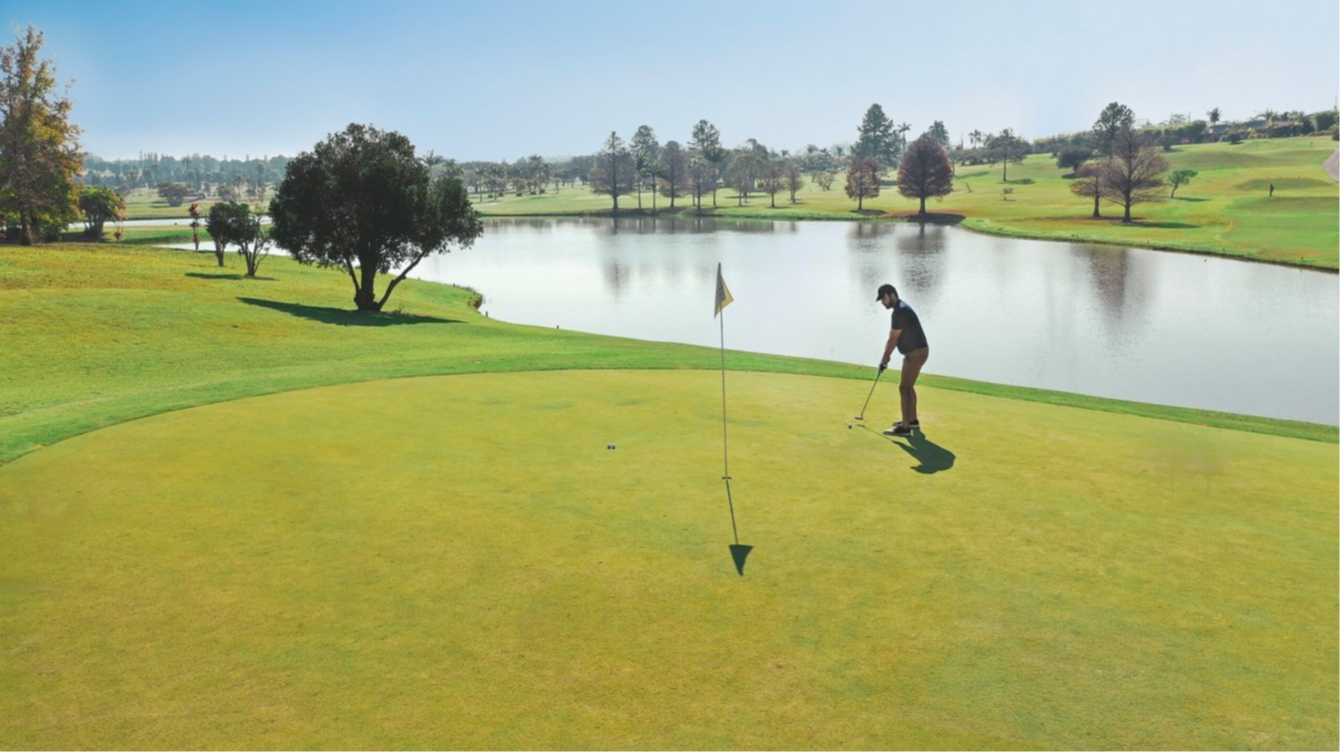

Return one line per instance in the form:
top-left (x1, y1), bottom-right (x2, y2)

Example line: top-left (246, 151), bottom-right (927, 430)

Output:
top-left (882, 329), bottom-right (901, 366)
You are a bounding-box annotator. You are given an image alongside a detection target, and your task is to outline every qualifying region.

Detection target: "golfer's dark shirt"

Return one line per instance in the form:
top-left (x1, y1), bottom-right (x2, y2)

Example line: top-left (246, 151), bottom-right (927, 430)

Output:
top-left (891, 300), bottom-right (928, 354)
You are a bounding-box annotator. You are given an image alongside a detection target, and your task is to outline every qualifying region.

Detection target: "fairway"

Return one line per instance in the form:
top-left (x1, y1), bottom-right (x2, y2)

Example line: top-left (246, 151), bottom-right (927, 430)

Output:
top-left (2, 370), bottom-right (1335, 749)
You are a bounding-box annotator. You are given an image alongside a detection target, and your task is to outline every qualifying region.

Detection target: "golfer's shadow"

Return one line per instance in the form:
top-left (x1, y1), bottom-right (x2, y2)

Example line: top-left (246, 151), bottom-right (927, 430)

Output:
top-left (885, 430), bottom-right (956, 474)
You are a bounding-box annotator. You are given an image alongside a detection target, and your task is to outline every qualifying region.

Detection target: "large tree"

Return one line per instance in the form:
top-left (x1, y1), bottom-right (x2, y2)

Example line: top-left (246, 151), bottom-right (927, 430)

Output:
top-left (657, 140), bottom-right (688, 208)
top-left (844, 157), bottom-right (881, 211)
top-left (588, 131), bottom-right (636, 212)
top-left (896, 133), bottom-right (954, 216)
top-left (1099, 125), bottom-right (1168, 223)
top-left (690, 119), bottom-right (727, 207)
top-left (853, 103), bottom-right (899, 170)
top-left (1093, 101), bottom-right (1135, 156)
top-left (268, 123), bottom-right (483, 312)
top-left (0, 26), bottom-right (83, 244)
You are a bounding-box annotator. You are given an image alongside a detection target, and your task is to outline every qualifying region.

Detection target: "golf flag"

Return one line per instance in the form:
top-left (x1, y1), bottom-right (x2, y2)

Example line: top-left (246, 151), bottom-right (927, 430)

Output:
top-left (714, 263), bottom-right (734, 318)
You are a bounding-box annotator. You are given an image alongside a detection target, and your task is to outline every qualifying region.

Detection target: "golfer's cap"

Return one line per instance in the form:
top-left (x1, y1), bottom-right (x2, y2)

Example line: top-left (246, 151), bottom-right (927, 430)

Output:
top-left (876, 284), bottom-right (896, 301)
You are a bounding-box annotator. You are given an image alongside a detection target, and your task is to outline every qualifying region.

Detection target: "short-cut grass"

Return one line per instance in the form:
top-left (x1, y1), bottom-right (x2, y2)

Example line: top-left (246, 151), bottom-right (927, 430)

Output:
top-left (2, 370), bottom-right (1335, 749)
top-left (1, 242), bottom-right (1336, 749)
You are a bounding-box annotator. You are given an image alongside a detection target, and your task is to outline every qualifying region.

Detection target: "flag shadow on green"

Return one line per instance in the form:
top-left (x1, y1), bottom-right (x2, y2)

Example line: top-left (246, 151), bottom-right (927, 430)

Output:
top-left (729, 544), bottom-right (753, 576)
top-left (884, 430), bottom-right (956, 474)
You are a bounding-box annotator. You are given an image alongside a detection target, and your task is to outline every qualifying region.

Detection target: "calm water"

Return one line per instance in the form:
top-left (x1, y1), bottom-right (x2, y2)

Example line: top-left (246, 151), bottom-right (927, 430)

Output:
top-left (408, 217), bottom-right (1338, 426)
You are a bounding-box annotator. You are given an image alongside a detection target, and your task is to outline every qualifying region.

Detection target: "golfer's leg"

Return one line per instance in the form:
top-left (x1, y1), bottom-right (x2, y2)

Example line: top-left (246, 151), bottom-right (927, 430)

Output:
top-left (900, 348), bottom-right (929, 424)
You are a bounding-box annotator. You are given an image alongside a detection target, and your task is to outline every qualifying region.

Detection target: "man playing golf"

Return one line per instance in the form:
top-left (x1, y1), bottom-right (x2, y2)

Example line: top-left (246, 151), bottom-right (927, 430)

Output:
top-left (876, 283), bottom-right (929, 437)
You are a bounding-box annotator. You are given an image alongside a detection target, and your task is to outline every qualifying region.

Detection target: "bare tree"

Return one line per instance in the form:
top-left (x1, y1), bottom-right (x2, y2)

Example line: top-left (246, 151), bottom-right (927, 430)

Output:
top-left (588, 131), bottom-right (636, 212)
top-left (657, 140), bottom-right (688, 209)
top-left (758, 155), bottom-right (785, 208)
top-left (897, 133), bottom-right (954, 216)
top-left (726, 151), bottom-right (759, 205)
top-left (1099, 126), bottom-right (1168, 223)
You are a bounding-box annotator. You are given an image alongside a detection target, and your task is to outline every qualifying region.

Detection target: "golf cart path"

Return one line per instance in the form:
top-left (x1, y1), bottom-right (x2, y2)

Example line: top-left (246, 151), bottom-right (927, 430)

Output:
top-left (1325, 150), bottom-right (1339, 181)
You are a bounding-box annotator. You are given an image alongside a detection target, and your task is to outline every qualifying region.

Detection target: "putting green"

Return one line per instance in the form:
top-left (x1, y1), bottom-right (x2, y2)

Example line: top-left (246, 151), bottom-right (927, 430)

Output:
top-left (1, 370), bottom-right (1335, 749)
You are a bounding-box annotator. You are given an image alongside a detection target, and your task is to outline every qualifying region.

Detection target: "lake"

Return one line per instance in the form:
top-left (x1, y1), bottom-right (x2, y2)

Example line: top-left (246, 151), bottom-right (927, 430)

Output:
top-left (406, 217), bottom-right (1338, 426)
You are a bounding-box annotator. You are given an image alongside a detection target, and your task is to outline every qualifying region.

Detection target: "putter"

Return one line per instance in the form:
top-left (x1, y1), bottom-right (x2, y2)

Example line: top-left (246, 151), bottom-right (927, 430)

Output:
top-left (853, 368), bottom-right (883, 424)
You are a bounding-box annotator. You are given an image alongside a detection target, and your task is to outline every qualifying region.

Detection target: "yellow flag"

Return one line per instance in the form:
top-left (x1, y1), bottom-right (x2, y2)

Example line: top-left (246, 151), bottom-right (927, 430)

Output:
top-left (714, 263), bottom-right (734, 318)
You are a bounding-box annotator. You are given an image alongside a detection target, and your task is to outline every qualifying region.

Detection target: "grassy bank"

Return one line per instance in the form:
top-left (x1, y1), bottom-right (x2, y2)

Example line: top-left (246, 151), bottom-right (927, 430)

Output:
top-left (471, 137), bottom-right (1340, 269)
top-left (0, 243), bottom-right (1332, 467)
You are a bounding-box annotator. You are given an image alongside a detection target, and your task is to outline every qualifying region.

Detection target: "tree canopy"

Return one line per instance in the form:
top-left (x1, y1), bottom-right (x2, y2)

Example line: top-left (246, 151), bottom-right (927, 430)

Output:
top-left (854, 103), bottom-right (899, 170)
top-left (268, 123), bottom-right (483, 312)
top-left (1099, 126), bottom-right (1168, 222)
top-left (206, 200), bottom-right (270, 277)
top-left (0, 26), bottom-right (83, 244)
top-left (897, 133), bottom-right (954, 216)
top-left (77, 186), bottom-right (123, 239)
top-left (1093, 102), bottom-right (1135, 156)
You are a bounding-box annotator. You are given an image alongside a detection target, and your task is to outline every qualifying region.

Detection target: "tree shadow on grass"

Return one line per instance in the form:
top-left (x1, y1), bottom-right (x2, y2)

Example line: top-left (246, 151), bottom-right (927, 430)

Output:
top-left (870, 428), bottom-right (956, 474)
top-left (1130, 221), bottom-right (1198, 230)
top-left (237, 297), bottom-right (463, 326)
top-left (187, 272), bottom-right (277, 281)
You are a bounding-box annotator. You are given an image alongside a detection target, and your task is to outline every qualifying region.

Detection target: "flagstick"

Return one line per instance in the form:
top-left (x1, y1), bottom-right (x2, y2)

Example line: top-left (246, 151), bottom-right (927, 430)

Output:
top-left (720, 308), bottom-right (739, 546)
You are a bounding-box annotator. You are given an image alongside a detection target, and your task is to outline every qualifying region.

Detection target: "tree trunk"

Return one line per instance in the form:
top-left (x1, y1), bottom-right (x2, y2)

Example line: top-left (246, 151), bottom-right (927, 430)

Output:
top-left (355, 263), bottom-right (381, 311)
top-left (1091, 194), bottom-right (1101, 219)
top-left (1122, 201), bottom-right (1132, 223)
top-left (20, 211), bottom-right (37, 246)
top-left (919, 196), bottom-right (926, 215)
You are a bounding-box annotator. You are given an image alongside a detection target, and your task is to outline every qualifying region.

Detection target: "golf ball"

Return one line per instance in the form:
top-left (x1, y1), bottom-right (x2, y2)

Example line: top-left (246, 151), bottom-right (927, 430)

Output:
top-left (848, 424), bottom-right (853, 429)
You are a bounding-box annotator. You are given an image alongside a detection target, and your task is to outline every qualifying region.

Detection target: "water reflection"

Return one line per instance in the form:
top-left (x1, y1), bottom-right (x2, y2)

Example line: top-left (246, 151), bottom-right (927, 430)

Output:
top-left (895, 223), bottom-right (947, 304)
top-left (415, 218), bottom-right (1338, 424)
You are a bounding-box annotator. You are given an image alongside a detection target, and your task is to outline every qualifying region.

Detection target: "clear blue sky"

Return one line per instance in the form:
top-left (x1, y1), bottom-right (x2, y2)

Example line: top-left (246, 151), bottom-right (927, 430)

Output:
top-left (6, 0), bottom-right (1339, 161)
